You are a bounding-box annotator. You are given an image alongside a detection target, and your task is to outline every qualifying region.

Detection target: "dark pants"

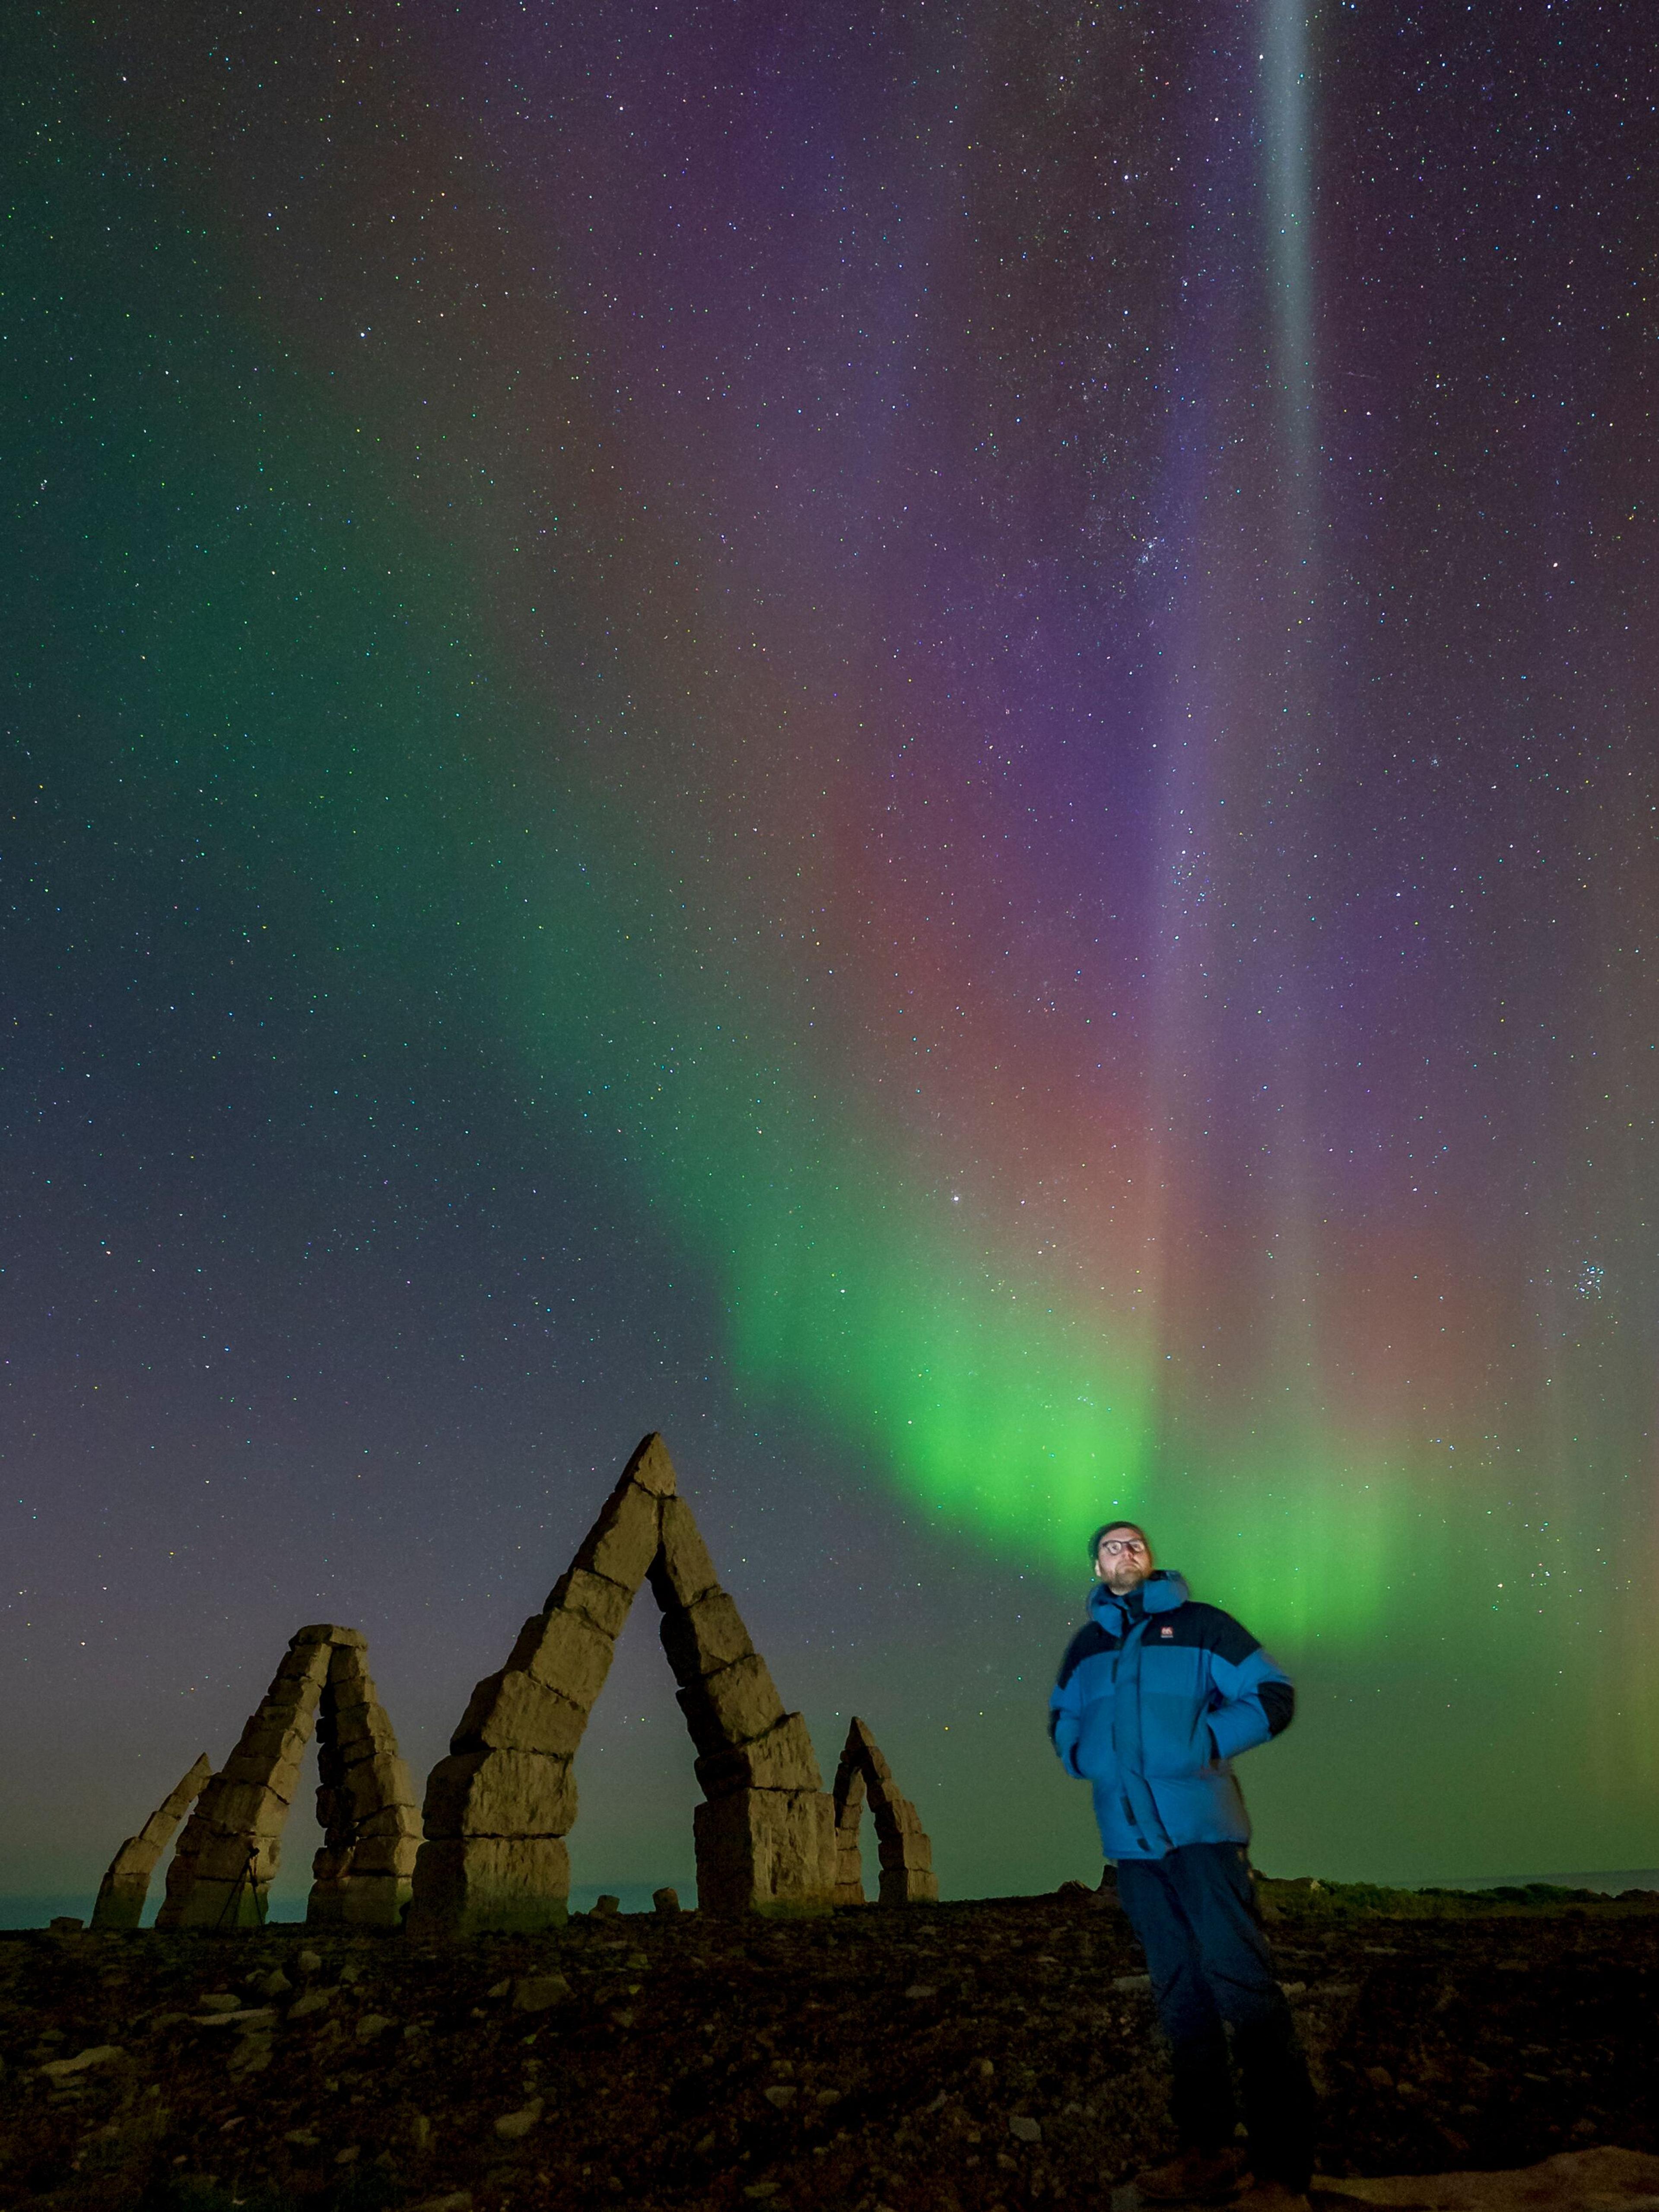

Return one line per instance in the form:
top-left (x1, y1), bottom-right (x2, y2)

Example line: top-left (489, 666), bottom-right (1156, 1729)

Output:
top-left (1116, 1842), bottom-right (1315, 2190)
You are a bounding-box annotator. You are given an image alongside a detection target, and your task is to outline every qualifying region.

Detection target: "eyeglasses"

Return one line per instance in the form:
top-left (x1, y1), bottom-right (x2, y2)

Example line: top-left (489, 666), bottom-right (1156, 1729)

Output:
top-left (1098, 1537), bottom-right (1147, 1558)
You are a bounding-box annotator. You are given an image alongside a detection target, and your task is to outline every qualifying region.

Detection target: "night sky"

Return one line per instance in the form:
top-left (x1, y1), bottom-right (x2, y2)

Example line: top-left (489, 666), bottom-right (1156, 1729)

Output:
top-left (4, 0), bottom-right (1656, 1916)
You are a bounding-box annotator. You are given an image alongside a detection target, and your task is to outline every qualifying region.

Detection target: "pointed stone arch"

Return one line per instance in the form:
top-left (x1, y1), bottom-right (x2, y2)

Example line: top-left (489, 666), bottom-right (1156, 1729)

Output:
top-left (155, 1626), bottom-right (422, 1930)
top-left (410, 1432), bottom-right (836, 1934)
top-left (831, 1716), bottom-right (939, 1906)
top-left (91, 1754), bottom-right (214, 1931)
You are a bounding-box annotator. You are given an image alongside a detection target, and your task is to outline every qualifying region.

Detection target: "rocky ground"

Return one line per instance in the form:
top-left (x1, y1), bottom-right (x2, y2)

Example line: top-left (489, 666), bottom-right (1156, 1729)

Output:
top-left (2, 1883), bottom-right (1656, 2212)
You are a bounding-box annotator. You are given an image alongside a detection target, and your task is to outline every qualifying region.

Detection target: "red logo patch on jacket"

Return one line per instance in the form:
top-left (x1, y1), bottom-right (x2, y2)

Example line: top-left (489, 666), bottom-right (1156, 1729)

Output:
top-left (1160, 1626), bottom-right (1174, 1637)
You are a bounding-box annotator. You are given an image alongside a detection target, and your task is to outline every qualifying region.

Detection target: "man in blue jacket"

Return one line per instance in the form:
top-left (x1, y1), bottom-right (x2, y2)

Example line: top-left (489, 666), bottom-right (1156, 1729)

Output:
top-left (1049, 1520), bottom-right (1313, 2209)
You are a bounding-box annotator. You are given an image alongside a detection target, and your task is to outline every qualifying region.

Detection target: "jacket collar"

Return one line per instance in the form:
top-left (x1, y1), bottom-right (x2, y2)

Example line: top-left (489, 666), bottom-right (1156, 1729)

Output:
top-left (1087, 1567), bottom-right (1190, 1636)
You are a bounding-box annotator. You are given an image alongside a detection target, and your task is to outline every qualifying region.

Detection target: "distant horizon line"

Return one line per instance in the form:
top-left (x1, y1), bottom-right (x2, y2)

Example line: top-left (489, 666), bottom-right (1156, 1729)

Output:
top-left (2, 1867), bottom-right (1656, 1932)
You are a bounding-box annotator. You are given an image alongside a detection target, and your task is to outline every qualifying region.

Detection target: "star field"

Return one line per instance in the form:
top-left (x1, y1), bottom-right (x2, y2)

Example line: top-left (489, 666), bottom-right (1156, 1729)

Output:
top-left (3, 0), bottom-right (1656, 1910)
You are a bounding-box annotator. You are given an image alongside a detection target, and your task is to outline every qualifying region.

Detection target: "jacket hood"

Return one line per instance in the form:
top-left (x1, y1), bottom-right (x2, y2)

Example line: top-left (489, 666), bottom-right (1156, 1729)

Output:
top-left (1087, 1567), bottom-right (1190, 1632)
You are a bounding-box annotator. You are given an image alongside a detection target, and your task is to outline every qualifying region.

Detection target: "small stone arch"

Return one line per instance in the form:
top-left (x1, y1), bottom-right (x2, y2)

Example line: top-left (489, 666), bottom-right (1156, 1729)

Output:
top-left (410, 1432), bottom-right (836, 1934)
top-left (155, 1626), bottom-right (422, 1930)
top-left (831, 1716), bottom-right (939, 1906)
top-left (91, 1754), bottom-right (214, 1930)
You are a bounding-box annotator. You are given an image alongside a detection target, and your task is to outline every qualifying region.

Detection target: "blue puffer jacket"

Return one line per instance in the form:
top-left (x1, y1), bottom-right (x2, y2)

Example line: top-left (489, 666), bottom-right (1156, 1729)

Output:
top-left (1048, 1569), bottom-right (1295, 1861)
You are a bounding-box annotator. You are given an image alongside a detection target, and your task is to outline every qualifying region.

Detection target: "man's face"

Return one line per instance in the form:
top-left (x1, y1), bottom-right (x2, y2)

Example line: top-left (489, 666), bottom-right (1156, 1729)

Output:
top-left (1095, 1526), bottom-right (1153, 1595)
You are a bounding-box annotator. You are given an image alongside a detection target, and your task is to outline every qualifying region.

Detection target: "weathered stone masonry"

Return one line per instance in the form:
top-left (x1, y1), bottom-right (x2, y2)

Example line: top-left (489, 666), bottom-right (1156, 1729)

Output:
top-left (154, 1626), bottom-right (422, 1930)
top-left (90, 1753), bottom-right (214, 1931)
top-left (409, 1431), bottom-right (838, 1934)
top-left (99, 1435), bottom-right (938, 1932)
top-left (832, 1715), bottom-right (940, 1906)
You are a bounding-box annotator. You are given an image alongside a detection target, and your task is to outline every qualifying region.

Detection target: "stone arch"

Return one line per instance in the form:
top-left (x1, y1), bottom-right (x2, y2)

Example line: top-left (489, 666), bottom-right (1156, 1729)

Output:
top-left (91, 1754), bottom-right (214, 1930)
top-left (831, 1716), bottom-right (939, 1906)
top-left (155, 1626), bottom-right (422, 1930)
top-left (410, 1432), bottom-right (835, 1934)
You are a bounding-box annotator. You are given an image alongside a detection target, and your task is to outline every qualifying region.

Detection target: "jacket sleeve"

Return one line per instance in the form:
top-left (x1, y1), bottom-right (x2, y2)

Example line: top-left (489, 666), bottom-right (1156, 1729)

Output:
top-left (1205, 1629), bottom-right (1295, 1763)
top-left (1048, 1652), bottom-right (1086, 1778)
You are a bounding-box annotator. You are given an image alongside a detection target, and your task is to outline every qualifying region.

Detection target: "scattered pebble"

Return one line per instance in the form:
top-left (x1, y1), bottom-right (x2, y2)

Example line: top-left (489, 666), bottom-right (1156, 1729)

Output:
top-left (511, 1974), bottom-right (570, 2012)
top-left (494, 2097), bottom-right (543, 2140)
top-left (38, 2046), bottom-right (124, 2081)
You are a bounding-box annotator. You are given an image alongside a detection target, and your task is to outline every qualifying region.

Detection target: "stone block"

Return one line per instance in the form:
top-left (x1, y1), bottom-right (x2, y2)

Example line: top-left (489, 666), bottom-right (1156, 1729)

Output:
top-left (153, 1820), bottom-right (210, 1929)
top-left (676, 1652), bottom-right (787, 1756)
top-left (834, 1763), bottom-right (868, 1815)
top-left (218, 1750), bottom-right (304, 1805)
top-left (874, 1791), bottom-right (927, 1839)
top-left (692, 1786), bottom-right (836, 1916)
top-left (454, 1668), bottom-right (590, 1759)
top-left (843, 1715), bottom-right (893, 1782)
top-left (315, 1786), bottom-right (350, 1836)
top-left (462, 1663), bottom-right (597, 1752)
top-left (194, 1827), bottom-right (281, 1884)
top-left (206, 1780), bottom-right (292, 1836)
top-left (570, 1475), bottom-right (662, 1593)
top-left (343, 1753), bottom-right (416, 1821)
top-left (349, 1830), bottom-right (421, 1878)
top-left (660, 1589), bottom-right (755, 1685)
top-left (510, 1606), bottom-right (617, 1711)
top-left (879, 1864), bottom-right (941, 1905)
top-left (866, 1771), bottom-right (917, 1819)
top-left (228, 1718), bottom-right (310, 1768)
top-left (424, 1748), bottom-right (577, 1838)
top-left (103, 1835), bottom-right (155, 1883)
top-left (408, 1835), bottom-right (570, 1935)
top-left (544, 1566), bottom-right (634, 1639)
top-left (879, 1824), bottom-right (934, 1874)
top-left (175, 1875), bottom-right (268, 1931)
top-left (695, 1711), bottom-right (824, 1798)
top-left (621, 1430), bottom-right (679, 1497)
top-left (340, 1872), bottom-right (410, 1928)
top-left (334, 1709), bottom-right (402, 1760)
top-left (327, 1643), bottom-right (375, 1687)
top-left (137, 1752), bottom-right (213, 1843)
top-left (89, 1872), bottom-right (150, 1932)
top-left (833, 1822), bottom-right (864, 1906)
top-left (274, 1642), bottom-right (334, 1690)
top-left (648, 1496), bottom-right (719, 1608)
top-left (357, 1801), bottom-right (424, 1840)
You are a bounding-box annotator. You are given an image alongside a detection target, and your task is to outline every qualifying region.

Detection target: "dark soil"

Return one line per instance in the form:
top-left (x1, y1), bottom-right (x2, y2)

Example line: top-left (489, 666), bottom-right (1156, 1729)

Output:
top-left (3, 1884), bottom-right (1656, 2212)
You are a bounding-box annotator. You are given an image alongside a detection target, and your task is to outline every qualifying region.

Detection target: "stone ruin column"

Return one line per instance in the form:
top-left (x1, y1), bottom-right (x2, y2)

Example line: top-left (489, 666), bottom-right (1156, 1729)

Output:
top-left (831, 1715), bottom-right (939, 1906)
top-left (157, 1627), bottom-right (338, 1929)
top-left (654, 1499), bottom-right (836, 1917)
top-left (410, 1430), bottom-right (837, 1932)
top-left (833, 1763), bottom-right (869, 1907)
top-left (155, 1624), bottom-right (409, 1931)
top-left (90, 1754), bottom-right (213, 1931)
top-left (409, 1435), bottom-right (675, 1935)
top-left (307, 1639), bottom-right (424, 1928)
